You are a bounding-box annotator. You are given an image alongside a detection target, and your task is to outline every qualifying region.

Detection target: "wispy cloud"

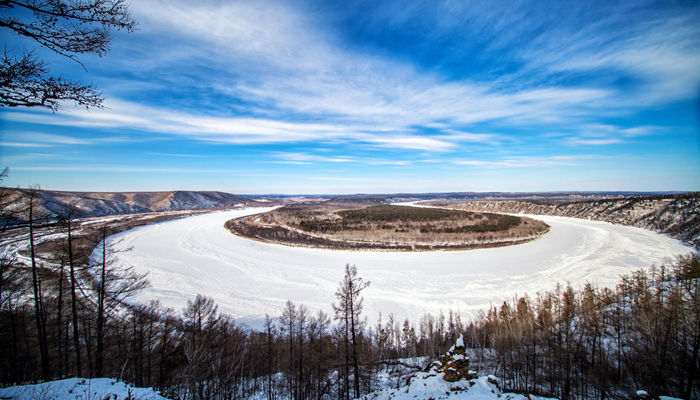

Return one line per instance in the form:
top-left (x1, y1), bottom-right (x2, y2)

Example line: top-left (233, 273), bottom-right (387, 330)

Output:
top-left (147, 152), bottom-right (205, 158)
top-left (4, 101), bottom-right (499, 152)
top-left (272, 152), bottom-right (355, 163)
top-left (8, 0), bottom-right (689, 154)
top-left (2, 131), bottom-right (136, 146)
top-left (0, 141), bottom-right (51, 148)
top-left (12, 165), bottom-right (242, 173)
top-left (454, 155), bottom-right (592, 168)
top-left (562, 124), bottom-right (664, 146)
top-left (100, 1), bottom-right (620, 136)
top-left (519, 10), bottom-right (700, 104)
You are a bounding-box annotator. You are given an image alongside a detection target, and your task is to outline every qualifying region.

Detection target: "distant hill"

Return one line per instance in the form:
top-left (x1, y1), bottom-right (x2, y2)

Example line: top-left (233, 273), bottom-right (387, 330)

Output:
top-left (266, 191), bottom-right (679, 202)
top-left (0, 188), bottom-right (270, 222)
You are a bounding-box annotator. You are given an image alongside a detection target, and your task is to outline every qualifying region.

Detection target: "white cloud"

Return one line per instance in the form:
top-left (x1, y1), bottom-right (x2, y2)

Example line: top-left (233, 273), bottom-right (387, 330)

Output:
top-left (107, 0), bottom-right (628, 137)
top-left (12, 165), bottom-right (242, 173)
top-left (367, 136), bottom-right (456, 152)
top-left (0, 141), bottom-right (51, 148)
top-left (5, 0), bottom-right (696, 159)
top-left (272, 152), bottom-right (355, 163)
top-left (521, 13), bottom-right (700, 104)
top-left (561, 124), bottom-right (664, 146)
top-left (566, 138), bottom-right (623, 146)
top-left (454, 155), bottom-right (591, 168)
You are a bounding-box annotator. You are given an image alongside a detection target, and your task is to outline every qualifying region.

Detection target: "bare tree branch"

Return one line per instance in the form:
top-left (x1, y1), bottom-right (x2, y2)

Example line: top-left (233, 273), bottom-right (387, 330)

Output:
top-left (0, 0), bottom-right (135, 110)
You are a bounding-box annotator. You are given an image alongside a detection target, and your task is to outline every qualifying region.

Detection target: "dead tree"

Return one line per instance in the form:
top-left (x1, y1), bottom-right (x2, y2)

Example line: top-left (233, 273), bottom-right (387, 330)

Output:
top-left (333, 264), bottom-right (370, 400)
top-left (26, 188), bottom-right (50, 379)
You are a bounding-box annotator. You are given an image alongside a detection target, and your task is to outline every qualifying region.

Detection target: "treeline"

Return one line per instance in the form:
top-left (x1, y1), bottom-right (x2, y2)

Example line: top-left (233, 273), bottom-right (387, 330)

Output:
top-left (337, 204), bottom-right (471, 222)
top-left (465, 255), bottom-right (700, 400)
top-left (419, 215), bottom-right (521, 234)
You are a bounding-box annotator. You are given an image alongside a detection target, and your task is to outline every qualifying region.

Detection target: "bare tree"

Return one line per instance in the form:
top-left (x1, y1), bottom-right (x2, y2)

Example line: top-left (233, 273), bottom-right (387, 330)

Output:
top-left (92, 225), bottom-right (148, 377)
top-left (279, 300), bottom-right (296, 399)
top-left (0, 0), bottom-right (136, 110)
top-left (56, 203), bottom-right (83, 376)
top-left (263, 314), bottom-right (277, 400)
top-left (26, 188), bottom-right (51, 379)
top-left (333, 264), bottom-right (370, 400)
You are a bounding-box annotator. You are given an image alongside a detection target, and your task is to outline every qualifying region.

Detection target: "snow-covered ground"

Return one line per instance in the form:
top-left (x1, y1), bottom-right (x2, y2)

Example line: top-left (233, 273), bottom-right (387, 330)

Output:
top-left (106, 208), bottom-right (694, 328)
top-left (0, 377), bottom-right (168, 400)
top-left (360, 335), bottom-right (556, 400)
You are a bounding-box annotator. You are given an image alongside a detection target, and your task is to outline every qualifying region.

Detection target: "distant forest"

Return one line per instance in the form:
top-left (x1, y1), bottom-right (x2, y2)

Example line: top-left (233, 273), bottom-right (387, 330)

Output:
top-left (0, 189), bottom-right (698, 400)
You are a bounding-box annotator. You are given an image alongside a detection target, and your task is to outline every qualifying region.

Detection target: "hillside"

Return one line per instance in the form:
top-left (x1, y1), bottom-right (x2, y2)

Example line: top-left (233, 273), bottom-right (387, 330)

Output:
top-left (0, 188), bottom-right (270, 221)
top-left (443, 193), bottom-right (700, 248)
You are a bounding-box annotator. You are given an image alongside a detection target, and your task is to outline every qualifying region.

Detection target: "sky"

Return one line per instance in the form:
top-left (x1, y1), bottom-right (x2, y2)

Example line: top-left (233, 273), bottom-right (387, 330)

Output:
top-left (1, 0), bottom-right (699, 194)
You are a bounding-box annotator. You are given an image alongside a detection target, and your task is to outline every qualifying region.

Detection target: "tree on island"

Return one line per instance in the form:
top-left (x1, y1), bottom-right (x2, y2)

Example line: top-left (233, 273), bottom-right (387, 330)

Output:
top-left (0, 0), bottom-right (135, 110)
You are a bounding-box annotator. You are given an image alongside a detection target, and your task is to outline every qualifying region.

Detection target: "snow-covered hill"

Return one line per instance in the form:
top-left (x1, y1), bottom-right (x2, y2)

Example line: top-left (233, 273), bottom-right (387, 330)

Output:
top-left (450, 194), bottom-right (700, 248)
top-left (1, 188), bottom-right (264, 221)
top-left (0, 377), bottom-right (169, 400)
top-left (360, 336), bottom-right (555, 400)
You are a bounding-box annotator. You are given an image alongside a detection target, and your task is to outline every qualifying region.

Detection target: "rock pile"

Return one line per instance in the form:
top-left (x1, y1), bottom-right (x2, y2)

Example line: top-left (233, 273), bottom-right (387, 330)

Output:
top-left (424, 335), bottom-right (478, 383)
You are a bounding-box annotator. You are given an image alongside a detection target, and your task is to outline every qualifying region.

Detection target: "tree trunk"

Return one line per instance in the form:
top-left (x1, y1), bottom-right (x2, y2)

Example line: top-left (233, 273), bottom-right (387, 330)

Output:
top-left (344, 314), bottom-right (350, 400)
top-left (57, 261), bottom-right (64, 377)
top-left (95, 232), bottom-right (107, 377)
top-left (350, 295), bottom-right (360, 399)
top-left (67, 214), bottom-right (82, 377)
top-left (28, 195), bottom-right (51, 379)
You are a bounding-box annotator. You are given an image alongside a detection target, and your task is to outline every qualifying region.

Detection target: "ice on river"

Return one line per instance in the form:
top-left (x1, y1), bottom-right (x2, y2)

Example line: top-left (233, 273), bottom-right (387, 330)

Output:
top-left (106, 207), bottom-right (693, 328)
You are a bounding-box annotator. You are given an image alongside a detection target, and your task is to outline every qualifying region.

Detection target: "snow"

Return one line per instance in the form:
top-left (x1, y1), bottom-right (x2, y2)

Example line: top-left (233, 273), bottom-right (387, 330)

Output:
top-left (455, 334), bottom-right (464, 348)
top-left (361, 336), bottom-right (555, 400)
top-left (360, 373), bottom-right (555, 400)
top-left (0, 377), bottom-right (169, 400)
top-left (105, 208), bottom-right (694, 328)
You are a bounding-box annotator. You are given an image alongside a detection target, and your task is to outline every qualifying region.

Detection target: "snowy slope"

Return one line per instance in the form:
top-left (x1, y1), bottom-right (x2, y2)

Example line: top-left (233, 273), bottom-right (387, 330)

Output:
top-left (1, 188), bottom-right (255, 221)
top-left (360, 336), bottom-right (556, 400)
top-left (105, 208), bottom-right (694, 328)
top-left (453, 196), bottom-right (700, 248)
top-left (0, 377), bottom-right (169, 400)
top-left (362, 375), bottom-right (549, 400)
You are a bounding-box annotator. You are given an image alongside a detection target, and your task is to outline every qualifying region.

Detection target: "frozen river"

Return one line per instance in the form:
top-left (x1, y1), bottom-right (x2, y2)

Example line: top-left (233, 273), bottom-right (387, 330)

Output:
top-left (107, 207), bottom-right (693, 327)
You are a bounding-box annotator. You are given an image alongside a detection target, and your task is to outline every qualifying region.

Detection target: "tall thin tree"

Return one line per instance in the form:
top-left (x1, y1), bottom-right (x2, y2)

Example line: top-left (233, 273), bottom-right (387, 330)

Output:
top-left (27, 188), bottom-right (50, 379)
top-left (333, 264), bottom-right (370, 399)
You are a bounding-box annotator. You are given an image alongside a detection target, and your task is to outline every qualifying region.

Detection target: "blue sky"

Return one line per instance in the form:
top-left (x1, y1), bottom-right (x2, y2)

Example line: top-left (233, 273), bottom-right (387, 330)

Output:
top-left (1, 0), bottom-right (699, 194)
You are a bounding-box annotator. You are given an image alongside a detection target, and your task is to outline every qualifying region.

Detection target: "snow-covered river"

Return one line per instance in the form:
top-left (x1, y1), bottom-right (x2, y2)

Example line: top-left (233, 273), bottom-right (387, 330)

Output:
top-left (108, 207), bottom-right (693, 328)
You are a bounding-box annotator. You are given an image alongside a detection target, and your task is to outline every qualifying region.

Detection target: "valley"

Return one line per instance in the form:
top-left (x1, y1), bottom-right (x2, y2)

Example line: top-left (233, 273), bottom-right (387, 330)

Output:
top-left (106, 206), bottom-right (692, 328)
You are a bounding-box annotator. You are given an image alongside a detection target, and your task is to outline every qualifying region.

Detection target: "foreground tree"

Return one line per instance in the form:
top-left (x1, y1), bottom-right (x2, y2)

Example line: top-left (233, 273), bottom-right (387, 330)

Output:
top-left (93, 226), bottom-right (148, 377)
top-left (0, 0), bottom-right (135, 110)
top-left (26, 188), bottom-right (50, 379)
top-left (333, 264), bottom-right (370, 400)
